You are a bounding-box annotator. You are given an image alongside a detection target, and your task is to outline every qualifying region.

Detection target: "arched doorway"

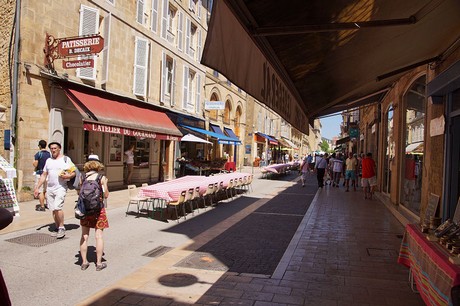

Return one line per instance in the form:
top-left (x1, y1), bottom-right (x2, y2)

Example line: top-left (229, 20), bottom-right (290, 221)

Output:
top-left (400, 75), bottom-right (426, 215)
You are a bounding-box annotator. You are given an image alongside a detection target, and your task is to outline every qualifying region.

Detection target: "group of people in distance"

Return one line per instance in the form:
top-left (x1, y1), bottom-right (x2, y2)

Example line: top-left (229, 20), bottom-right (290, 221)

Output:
top-left (299, 151), bottom-right (377, 199)
top-left (33, 140), bottom-right (109, 271)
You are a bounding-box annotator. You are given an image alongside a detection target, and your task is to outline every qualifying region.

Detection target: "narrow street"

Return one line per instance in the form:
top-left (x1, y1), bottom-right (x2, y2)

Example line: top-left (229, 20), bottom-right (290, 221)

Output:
top-left (0, 169), bottom-right (306, 306)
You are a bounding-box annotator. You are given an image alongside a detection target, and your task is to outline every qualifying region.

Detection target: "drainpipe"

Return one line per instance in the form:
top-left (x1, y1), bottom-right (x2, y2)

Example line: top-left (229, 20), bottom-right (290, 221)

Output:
top-left (11, 0), bottom-right (21, 166)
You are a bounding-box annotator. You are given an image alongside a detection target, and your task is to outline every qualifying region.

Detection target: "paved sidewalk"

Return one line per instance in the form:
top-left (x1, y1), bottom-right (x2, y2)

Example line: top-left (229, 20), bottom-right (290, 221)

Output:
top-left (76, 171), bottom-right (422, 306)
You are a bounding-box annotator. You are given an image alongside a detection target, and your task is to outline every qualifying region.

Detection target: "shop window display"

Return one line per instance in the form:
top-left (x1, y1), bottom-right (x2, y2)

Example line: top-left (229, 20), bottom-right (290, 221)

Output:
top-left (109, 134), bottom-right (123, 162)
top-left (400, 75), bottom-right (426, 215)
top-left (125, 136), bottom-right (150, 167)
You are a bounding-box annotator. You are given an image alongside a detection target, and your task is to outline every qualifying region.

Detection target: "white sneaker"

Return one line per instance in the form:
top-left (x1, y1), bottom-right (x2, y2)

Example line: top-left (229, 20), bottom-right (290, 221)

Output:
top-left (56, 228), bottom-right (66, 239)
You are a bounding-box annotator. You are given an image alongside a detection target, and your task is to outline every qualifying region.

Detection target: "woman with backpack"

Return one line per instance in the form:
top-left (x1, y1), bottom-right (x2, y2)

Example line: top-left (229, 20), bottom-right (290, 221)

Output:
top-left (79, 155), bottom-right (109, 271)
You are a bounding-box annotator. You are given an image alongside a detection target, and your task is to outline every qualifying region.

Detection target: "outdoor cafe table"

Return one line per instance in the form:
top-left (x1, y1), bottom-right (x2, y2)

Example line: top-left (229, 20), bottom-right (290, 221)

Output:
top-left (138, 172), bottom-right (250, 202)
top-left (263, 161), bottom-right (299, 174)
top-left (398, 223), bottom-right (460, 305)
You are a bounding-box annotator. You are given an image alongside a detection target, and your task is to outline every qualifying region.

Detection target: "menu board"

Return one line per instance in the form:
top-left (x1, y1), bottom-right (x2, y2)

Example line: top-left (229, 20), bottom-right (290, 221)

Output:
top-left (424, 193), bottom-right (440, 222)
top-left (0, 178), bottom-right (19, 216)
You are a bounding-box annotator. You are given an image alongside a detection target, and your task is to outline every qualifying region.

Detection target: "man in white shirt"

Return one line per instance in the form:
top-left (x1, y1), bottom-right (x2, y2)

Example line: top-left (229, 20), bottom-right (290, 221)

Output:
top-left (34, 142), bottom-right (76, 239)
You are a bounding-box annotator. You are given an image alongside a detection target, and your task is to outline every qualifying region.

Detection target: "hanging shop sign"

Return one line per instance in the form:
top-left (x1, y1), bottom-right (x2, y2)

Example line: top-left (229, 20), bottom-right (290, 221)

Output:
top-left (62, 59), bottom-right (94, 69)
top-left (44, 33), bottom-right (104, 70)
top-left (58, 35), bottom-right (104, 57)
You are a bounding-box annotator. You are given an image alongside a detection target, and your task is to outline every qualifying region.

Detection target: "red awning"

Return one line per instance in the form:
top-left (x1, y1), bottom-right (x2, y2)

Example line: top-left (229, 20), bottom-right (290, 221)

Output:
top-left (64, 88), bottom-right (182, 140)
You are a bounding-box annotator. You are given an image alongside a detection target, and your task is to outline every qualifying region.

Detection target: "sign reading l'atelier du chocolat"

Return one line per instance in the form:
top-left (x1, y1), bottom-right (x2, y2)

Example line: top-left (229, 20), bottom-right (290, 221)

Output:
top-left (58, 34), bottom-right (104, 69)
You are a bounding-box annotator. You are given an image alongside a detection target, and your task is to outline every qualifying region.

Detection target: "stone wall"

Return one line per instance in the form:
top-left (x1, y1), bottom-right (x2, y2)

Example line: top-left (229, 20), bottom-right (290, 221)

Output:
top-left (0, 0), bottom-right (15, 159)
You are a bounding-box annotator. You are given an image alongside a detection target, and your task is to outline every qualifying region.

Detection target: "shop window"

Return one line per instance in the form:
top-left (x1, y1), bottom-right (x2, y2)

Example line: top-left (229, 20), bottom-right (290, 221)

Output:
top-left (400, 75), bottom-right (426, 215)
top-left (108, 134), bottom-right (123, 163)
top-left (125, 136), bottom-right (150, 167)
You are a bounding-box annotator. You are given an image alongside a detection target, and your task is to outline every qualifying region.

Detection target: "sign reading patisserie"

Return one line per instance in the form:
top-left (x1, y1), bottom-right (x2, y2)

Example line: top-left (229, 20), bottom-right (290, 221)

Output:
top-left (58, 35), bottom-right (104, 57)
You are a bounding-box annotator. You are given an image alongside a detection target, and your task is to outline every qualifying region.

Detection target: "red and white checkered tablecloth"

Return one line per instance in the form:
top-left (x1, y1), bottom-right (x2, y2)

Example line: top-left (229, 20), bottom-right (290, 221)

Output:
top-left (138, 173), bottom-right (251, 202)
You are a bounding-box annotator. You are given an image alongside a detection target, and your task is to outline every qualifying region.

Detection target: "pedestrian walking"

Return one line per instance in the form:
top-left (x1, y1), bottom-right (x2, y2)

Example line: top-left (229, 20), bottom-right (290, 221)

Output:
top-left (299, 156), bottom-right (309, 187)
top-left (361, 152), bottom-right (377, 199)
top-left (34, 142), bottom-right (76, 238)
top-left (315, 153), bottom-right (328, 188)
top-left (306, 154), bottom-right (313, 173)
top-left (79, 155), bottom-right (109, 271)
top-left (344, 152), bottom-right (358, 192)
top-left (32, 140), bottom-right (51, 211)
top-left (332, 153), bottom-right (343, 187)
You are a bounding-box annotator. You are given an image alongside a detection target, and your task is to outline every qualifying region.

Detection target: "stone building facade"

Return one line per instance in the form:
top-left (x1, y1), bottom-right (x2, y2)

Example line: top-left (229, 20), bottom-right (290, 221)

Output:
top-left (0, 0), bottom-right (14, 160)
top-left (357, 48), bottom-right (460, 223)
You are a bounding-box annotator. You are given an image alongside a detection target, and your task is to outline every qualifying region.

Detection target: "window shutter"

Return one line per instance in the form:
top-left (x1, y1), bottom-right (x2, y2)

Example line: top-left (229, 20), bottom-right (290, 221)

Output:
top-left (133, 37), bottom-right (149, 96)
top-left (101, 13), bottom-right (111, 84)
top-left (160, 0), bottom-right (168, 39)
top-left (171, 58), bottom-right (176, 106)
top-left (151, 0), bottom-right (158, 32)
top-left (182, 66), bottom-right (189, 109)
top-left (77, 5), bottom-right (99, 80)
top-left (195, 74), bottom-right (201, 114)
top-left (177, 11), bottom-right (183, 51)
top-left (197, 0), bottom-right (202, 19)
top-left (189, 0), bottom-right (193, 11)
top-left (185, 17), bottom-right (191, 56)
top-left (160, 51), bottom-right (167, 102)
top-left (136, 0), bottom-right (144, 24)
top-left (197, 28), bottom-right (202, 61)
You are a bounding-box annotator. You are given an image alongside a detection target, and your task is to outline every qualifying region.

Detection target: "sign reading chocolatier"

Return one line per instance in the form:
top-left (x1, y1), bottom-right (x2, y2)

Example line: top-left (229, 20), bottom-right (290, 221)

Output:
top-left (62, 59), bottom-right (94, 69)
top-left (58, 35), bottom-right (104, 57)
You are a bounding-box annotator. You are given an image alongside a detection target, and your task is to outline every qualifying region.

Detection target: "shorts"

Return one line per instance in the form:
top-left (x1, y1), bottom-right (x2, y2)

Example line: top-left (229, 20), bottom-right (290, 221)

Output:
top-left (361, 176), bottom-right (377, 187)
top-left (80, 208), bottom-right (109, 229)
top-left (46, 187), bottom-right (67, 211)
top-left (34, 174), bottom-right (46, 193)
top-left (301, 171), bottom-right (308, 181)
top-left (345, 170), bottom-right (356, 180)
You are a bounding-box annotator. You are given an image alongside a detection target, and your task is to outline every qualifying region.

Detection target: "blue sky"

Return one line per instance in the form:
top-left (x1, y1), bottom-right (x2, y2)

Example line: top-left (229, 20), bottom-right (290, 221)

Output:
top-left (319, 114), bottom-right (342, 140)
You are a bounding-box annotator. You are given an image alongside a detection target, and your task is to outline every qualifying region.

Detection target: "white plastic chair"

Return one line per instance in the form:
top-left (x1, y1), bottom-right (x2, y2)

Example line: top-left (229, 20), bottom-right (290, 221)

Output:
top-left (126, 185), bottom-right (149, 216)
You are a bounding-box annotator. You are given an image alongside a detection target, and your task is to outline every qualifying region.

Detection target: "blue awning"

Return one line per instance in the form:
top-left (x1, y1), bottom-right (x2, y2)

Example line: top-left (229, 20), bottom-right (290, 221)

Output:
top-left (224, 127), bottom-right (239, 140)
top-left (256, 132), bottom-right (278, 145)
top-left (180, 125), bottom-right (241, 145)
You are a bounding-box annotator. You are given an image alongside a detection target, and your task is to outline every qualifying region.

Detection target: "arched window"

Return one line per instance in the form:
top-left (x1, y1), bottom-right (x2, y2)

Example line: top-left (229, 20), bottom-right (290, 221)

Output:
top-left (234, 105), bottom-right (242, 137)
top-left (209, 93), bottom-right (219, 121)
top-left (223, 100), bottom-right (232, 124)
